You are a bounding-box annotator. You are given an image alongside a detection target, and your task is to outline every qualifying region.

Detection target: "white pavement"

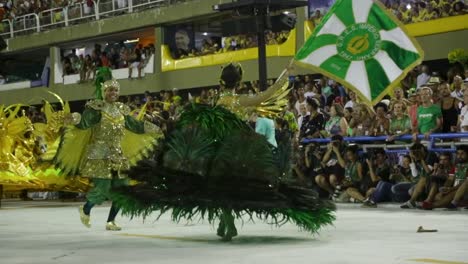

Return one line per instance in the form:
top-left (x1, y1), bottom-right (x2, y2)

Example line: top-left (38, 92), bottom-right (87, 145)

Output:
top-left (0, 200), bottom-right (467, 264)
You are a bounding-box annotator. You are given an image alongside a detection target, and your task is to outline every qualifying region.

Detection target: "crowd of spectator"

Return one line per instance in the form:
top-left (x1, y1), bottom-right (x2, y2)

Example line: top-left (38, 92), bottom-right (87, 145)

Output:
top-left (61, 42), bottom-right (154, 81)
top-left (172, 30), bottom-right (291, 59)
top-left (309, 0), bottom-right (466, 26)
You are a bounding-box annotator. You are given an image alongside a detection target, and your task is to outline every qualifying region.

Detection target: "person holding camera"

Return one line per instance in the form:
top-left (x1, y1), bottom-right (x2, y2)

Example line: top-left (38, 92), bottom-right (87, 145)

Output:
top-left (423, 146), bottom-right (468, 210)
top-left (315, 135), bottom-right (346, 197)
top-left (396, 143), bottom-right (438, 208)
top-left (334, 145), bottom-right (366, 203)
top-left (304, 143), bottom-right (324, 187)
top-left (419, 152), bottom-right (455, 209)
top-left (362, 149), bottom-right (392, 208)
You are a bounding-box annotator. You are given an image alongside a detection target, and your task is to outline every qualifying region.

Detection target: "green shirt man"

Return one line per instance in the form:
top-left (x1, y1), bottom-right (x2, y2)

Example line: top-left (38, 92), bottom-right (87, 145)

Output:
top-left (416, 104), bottom-right (442, 134)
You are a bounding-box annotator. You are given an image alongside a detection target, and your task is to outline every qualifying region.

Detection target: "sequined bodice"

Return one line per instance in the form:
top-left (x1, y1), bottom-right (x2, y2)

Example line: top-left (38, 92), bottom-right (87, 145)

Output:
top-left (87, 102), bottom-right (127, 161)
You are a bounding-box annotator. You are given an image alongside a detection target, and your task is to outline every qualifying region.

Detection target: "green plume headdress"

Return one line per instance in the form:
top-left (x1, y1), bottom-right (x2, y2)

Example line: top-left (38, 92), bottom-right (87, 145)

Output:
top-left (94, 67), bottom-right (114, 100)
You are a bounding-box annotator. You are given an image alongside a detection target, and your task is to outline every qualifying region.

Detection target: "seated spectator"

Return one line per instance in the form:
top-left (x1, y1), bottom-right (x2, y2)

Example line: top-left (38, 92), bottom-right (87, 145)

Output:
top-left (362, 149), bottom-right (392, 207)
top-left (336, 145), bottom-right (366, 203)
top-left (420, 152), bottom-right (455, 209)
top-left (315, 135), bottom-right (346, 197)
top-left (303, 143), bottom-right (324, 186)
top-left (426, 146), bottom-right (468, 209)
top-left (390, 155), bottom-right (413, 184)
top-left (398, 143), bottom-right (438, 208)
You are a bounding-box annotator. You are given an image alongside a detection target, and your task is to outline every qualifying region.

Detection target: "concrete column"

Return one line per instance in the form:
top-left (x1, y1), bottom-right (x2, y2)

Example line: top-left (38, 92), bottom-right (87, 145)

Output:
top-left (154, 27), bottom-right (163, 75)
top-left (295, 6), bottom-right (308, 51)
top-left (49, 46), bottom-right (61, 89)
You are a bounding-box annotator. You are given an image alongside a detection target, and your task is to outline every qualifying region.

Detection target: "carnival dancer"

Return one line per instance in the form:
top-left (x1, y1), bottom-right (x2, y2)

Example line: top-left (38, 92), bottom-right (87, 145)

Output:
top-left (55, 71), bottom-right (163, 231)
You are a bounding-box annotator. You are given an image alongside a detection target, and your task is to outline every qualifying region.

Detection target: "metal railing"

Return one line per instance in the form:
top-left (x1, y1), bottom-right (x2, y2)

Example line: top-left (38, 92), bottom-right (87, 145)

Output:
top-left (0, 0), bottom-right (179, 39)
top-left (302, 133), bottom-right (468, 153)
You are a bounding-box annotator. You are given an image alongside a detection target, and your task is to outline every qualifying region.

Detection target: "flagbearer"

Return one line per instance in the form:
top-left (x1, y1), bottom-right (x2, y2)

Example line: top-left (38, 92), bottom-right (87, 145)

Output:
top-left (295, 0), bottom-right (423, 105)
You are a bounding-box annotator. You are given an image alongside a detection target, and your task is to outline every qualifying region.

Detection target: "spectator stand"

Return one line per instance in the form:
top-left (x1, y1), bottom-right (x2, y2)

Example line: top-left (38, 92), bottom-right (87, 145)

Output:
top-left (59, 54), bottom-right (154, 84)
top-left (161, 29), bottom-right (296, 72)
top-left (0, 0), bottom-right (178, 39)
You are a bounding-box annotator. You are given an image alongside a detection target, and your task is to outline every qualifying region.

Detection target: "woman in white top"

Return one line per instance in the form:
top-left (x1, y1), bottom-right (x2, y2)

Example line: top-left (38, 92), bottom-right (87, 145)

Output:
top-left (459, 88), bottom-right (468, 135)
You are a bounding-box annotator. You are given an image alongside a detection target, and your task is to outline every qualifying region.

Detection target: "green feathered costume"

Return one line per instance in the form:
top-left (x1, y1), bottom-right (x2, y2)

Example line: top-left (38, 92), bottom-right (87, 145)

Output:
top-left (112, 64), bottom-right (335, 241)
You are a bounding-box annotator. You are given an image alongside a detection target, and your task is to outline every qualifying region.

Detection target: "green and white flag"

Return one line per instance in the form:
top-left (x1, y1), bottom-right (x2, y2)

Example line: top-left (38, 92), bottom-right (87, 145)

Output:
top-left (295, 0), bottom-right (423, 104)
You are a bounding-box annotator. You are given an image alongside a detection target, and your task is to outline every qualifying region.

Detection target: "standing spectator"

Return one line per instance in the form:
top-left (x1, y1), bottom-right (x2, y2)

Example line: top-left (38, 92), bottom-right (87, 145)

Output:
top-left (100, 51), bottom-right (111, 67)
top-left (310, 9), bottom-right (323, 27)
top-left (450, 75), bottom-right (464, 101)
top-left (389, 87), bottom-right (410, 112)
top-left (294, 88), bottom-right (307, 114)
top-left (78, 54), bottom-right (86, 82)
top-left (452, 2), bottom-right (466, 16)
top-left (344, 90), bottom-right (357, 110)
top-left (417, 65), bottom-right (431, 88)
top-left (0, 73), bottom-right (6, 84)
top-left (348, 103), bottom-right (374, 136)
top-left (439, 82), bottom-right (460, 133)
top-left (388, 101), bottom-right (412, 142)
top-left (459, 89), bottom-right (468, 133)
top-left (109, 47), bottom-right (120, 69)
top-left (84, 54), bottom-right (94, 81)
top-left (297, 103), bottom-right (308, 131)
top-left (62, 57), bottom-right (74, 79)
top-left (407, 88), bottom-right (420, 129)
top-left (68, 49), bottom-right (79, 70)
top-left (128, 46), bottom-right (142, 79)
top-left (412, 87), bottom-right (442, 141)
top-left (323, 104), bottom-right (348, 137)
top-left (371, 102), bottom-right (390, 136)
top-left (344, 107), bottom-right (353, 123)
top-left (299, 98), bottom-right (324, 140)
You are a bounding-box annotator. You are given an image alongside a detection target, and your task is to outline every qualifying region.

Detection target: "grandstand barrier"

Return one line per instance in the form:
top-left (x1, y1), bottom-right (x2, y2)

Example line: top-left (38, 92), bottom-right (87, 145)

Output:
top-left (0, 0), bottom-right (172, 39)
top-left (302, 133), bottom-right (468, 153)
top-left (11, 13), bottom-right (40, 36)
top-left (0, 19), bottom-right (13, 38)
top-left (161, 29), bottom-right (296, 72)
top-left (0, 81), bottom-right (32, 91)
